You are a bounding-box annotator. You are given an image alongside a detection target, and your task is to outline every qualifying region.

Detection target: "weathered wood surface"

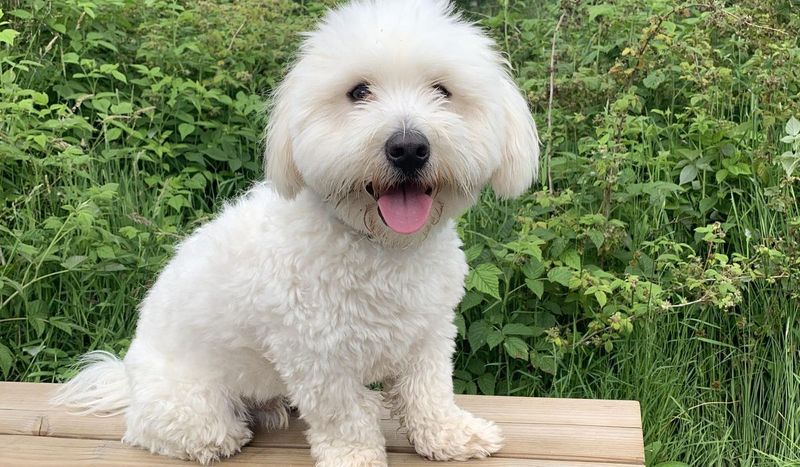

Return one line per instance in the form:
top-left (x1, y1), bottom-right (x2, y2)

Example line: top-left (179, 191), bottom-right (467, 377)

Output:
top-left (0, 382), bottom-right (644, 466)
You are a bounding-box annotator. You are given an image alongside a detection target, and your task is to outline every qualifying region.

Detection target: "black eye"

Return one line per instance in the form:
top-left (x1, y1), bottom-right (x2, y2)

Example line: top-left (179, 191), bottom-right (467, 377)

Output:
top-left (433, 84), bottom-right (451, 98)
top-left (348, 83), bottom-right (371, 101)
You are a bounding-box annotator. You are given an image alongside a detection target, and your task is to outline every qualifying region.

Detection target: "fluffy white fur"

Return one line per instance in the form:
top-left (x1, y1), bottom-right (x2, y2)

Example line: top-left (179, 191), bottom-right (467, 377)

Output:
top-left (52, 1), bottom-right (539, 465)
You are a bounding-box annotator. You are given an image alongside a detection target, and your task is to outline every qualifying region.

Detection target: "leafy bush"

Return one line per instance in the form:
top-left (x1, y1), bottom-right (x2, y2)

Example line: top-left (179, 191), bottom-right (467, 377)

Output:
top-left (1, 0), bottom-right (798, 464)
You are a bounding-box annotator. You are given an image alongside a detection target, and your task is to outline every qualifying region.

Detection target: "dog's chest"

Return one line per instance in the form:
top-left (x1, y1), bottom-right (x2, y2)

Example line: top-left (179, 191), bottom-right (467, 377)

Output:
top-left (271, 233), bottom-right (467, 381)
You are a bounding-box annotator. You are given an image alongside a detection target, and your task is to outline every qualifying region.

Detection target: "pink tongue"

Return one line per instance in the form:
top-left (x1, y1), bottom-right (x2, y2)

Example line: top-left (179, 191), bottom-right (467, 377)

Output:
top-left (377, 185), bottom-right (433, 234)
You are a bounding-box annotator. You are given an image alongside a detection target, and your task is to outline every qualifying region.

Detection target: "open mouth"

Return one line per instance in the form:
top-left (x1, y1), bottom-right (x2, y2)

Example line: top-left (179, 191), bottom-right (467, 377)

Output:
top-left (366, 182), bottom-right (434, 234)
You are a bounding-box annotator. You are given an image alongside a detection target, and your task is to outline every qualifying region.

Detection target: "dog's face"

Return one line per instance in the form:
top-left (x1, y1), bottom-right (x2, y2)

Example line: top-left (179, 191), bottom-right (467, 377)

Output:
top-left (265, 0), bottom-right (539, 245)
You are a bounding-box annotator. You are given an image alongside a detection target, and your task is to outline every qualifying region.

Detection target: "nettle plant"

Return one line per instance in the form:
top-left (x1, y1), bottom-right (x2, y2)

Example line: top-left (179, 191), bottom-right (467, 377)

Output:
top-left (451, 0), bottom-right (799, 395)
top-left (779, 116), bottom-right (800, 178)
top-left (454, 187), bottom-right (667, 394)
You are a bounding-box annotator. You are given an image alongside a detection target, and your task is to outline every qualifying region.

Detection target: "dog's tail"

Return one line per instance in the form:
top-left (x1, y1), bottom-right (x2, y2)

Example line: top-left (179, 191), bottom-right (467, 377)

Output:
top-left (51, 351), bottom-right (130, 417)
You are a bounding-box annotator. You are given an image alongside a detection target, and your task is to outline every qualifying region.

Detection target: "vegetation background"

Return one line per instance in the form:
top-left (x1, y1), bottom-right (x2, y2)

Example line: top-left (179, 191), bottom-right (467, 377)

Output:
top-left (1, 0), bottom-right (798, 464)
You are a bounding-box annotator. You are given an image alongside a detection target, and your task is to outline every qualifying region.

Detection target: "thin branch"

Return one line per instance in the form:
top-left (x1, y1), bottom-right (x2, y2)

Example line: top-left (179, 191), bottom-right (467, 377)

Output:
top-left (718, 8), bottom-right (788, 36)
top-left (227, 22), bottom-right (246, 51)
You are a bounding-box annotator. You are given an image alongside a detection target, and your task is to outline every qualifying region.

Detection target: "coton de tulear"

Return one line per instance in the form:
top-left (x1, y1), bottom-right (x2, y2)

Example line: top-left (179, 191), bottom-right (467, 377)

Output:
top-left (54, 1), bottom-right (540, 466)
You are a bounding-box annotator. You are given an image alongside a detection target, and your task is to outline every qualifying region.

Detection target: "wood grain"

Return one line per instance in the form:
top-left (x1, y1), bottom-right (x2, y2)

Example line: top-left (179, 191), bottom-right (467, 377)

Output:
top-left (0, 382), bottom-right (645, 466)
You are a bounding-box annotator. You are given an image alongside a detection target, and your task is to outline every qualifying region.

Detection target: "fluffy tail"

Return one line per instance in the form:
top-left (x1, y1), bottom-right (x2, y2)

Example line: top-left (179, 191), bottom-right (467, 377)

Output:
top-left (51, 351), bottom-right (130, 417)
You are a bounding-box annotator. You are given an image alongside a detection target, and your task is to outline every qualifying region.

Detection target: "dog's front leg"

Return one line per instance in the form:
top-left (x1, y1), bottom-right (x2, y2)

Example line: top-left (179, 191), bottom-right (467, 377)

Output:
top-left (282, 370), bottom-right (387, 467)
top-left (386, 333), bottom-right (503, 461)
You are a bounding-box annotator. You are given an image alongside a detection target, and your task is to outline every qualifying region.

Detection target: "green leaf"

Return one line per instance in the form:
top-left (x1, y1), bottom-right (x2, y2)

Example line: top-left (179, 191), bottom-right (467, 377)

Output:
top-left (464, 244), bottom-right (483, 263)
top-left (466, 263), bottom-right (502, 299)
top-left (778, 152), bottom-right (799, 177)
top-left (547, 267), bottom-right (572, 287)
top-left (119, 226), bottom-right (139, 239)
top-left (96, 245), bottom-right (115, 259)
top-left (531, 352), bottom-right (557, 375)
top-left (522, 259), bottom-right (545, 279)
top-left (0, 28), bottom-right (20, 46)
top-left (468, 320), bottom-right (491, 351)
top-left (30, 316), bottom-right (46, 337)
top-left (679, 164), bottom-right (697, 185)
top-left (505, 238), bottom-right (543, 260)
top-left (106, 127), bottom-right (123, 142)
top-left (168, 194), bottom-right (187, 211)
top-left (463, 381), bottom-right (477, 395)
top-left (699, 197), bottom-right (717, 214)
top-left (110, 102), bottom-right (133, 114)
top-left (32, 134), bottom-right (47, 149)
top-left (178, 123), bottom-right (196, 140)
top-left (92, 98), bottom-right (111, 114)
top-left (10, 9), bottom-right (34, 20)
top-left (23, 344), bottom-right (45, 357)
top-left (453, 313), bottom-right (466, 338)
top-left (594, 290), bottom-right (608, 308)
top-left (50, 318), bottom-right (74, 335)
top-left (502, 323), bottom-right (537, 336)
top-left (460, 290), bottom-right (484, 312)
top-left (525, 278), bottom-right (544, 299)
top-left (725, 162), bottom-right (751, 176)
top-left (32, 92), bottom-right (48, 105)
top-left (654, 463), bottom-right (691, 467)
top-left (786, 116), bottom-right (800, 137)
top-left (645, 441), bottom-right (663, 465)
top-left (111, 70), bottom-right (127, 83)
top-left (643, 70), bottom-right (666, 90)
top-left (486, 329), bottom-right (503, 350)
top-left (0, 342), bottom-right (13, 377)
top-left (561, 249), bottom-right (581, 270)
top-left (1, 69), bottom-right (15, 84)
top-left (588, 4), bottom-right (616, 21)
top-left (587, 230), bottom-right (605, 249)
top-left (477, 373), bottom-right (496, 395)
top-left (503, 337), bottom-right (529, 360)
top-left (62, 255), bottom-right (88, 269)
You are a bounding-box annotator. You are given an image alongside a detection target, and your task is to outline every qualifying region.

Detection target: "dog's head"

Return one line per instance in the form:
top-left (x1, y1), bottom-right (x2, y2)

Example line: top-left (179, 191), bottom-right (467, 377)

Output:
top-left (265, 0), bottom-right (539, 245)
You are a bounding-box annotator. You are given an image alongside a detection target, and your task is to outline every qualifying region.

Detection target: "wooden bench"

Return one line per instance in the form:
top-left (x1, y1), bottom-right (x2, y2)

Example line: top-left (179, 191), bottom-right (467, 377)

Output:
top-left (0, 382), bottom-right (644, 466)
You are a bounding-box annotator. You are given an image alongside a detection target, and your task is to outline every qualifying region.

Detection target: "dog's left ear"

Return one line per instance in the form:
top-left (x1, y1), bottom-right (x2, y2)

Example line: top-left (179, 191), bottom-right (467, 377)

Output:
top-left (264, 85), bottom-right (304, 199)
top-left (490, 74), bottom-right (540, 198)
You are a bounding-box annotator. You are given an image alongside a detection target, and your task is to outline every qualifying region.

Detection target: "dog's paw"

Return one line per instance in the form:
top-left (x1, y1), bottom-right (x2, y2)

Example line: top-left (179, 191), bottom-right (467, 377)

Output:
top-left (185, 426), bottom-right (253, 465)
top-left (313, 444), bottom-right (387, 467)
top-left (124, 416), bottom-right (252, 465)
top-left (408, 411), bottom-right (504, 461)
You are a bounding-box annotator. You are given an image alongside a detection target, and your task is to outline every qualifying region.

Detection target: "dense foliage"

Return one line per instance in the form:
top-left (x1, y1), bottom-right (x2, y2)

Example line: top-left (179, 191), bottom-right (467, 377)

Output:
top-left (1, 0), bottom-right (798, 464)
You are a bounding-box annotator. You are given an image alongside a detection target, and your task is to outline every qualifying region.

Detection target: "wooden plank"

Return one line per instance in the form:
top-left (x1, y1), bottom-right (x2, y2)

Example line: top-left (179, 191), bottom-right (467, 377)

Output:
top-left (0, 435), bottom-right (640, 467)
top-left (0, 383), bottom-right (645, 465)
top-left (251, 420), bottom-right (644, 463)
top-left (456, 396), bottom-right (641, 428)
top-left (0, 407), bottom-right (643, 464)
top-left (0, 383), bottom-right (642, 428)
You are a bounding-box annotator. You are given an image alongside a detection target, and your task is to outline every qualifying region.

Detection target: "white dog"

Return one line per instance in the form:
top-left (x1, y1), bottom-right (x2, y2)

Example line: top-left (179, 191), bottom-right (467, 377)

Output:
top-left (53, 0), bottom-right (539, 465)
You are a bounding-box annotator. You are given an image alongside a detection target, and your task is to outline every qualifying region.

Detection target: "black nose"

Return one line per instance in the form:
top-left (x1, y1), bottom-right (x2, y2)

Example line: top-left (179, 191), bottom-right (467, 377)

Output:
top-left (385, 131), bottom-right (430, 176)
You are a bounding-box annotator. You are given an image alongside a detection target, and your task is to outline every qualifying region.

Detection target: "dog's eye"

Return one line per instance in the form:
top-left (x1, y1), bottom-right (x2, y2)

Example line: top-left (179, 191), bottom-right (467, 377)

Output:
top-left (348, 83), bottom-right (372, 101)
top-left (433, 84), bottom-right (451, 98)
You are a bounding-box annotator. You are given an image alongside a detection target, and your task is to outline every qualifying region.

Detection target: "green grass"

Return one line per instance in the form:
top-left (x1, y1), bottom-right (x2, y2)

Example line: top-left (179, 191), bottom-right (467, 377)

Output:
top-left (1, 0), bottom-right (799, 465)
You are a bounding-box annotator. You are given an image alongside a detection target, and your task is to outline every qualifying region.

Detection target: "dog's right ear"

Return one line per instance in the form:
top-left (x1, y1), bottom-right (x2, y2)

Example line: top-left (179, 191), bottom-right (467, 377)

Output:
top-left (490, 74), bottom-right (540, 199)
top-left (264, 85), bottom-right (304, 199)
